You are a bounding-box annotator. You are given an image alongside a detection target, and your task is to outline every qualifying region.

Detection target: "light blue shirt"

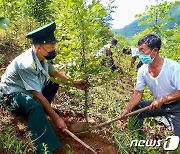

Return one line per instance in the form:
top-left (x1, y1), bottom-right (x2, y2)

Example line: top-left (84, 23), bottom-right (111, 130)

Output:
top-left (0, 46), bottom-right (55, 94)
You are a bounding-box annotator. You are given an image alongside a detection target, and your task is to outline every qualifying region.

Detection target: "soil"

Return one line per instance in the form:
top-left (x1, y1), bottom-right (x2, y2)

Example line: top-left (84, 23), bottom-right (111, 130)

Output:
top-left (55, 132), bottom-right (117, 154)
top-left (0, 41), bottom-right (173, 154)
top-left (0, 40), bottom-right (118, 154)
top-left (0, 40), bottom-right (22, 75)
top-left (52, 109), bottom-right (117, 154)
top-left (0, 106), bottom-right (118, 154)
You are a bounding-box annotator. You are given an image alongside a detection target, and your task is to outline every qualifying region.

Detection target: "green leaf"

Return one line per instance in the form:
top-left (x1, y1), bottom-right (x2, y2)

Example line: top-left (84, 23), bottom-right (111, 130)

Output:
top-left (0, 17), bottom-right (10, 29)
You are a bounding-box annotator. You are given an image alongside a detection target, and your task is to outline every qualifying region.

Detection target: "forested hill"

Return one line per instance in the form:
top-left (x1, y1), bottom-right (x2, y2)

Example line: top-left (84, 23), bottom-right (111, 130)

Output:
top-left (114, 4), bottom-right (180, 37)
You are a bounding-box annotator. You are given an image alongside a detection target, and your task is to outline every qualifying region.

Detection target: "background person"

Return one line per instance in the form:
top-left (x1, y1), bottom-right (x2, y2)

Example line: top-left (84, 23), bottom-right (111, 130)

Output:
top-left (122, 48), bottom-right (143, 69)
top-left (96, 38), bottom-right (118, 72)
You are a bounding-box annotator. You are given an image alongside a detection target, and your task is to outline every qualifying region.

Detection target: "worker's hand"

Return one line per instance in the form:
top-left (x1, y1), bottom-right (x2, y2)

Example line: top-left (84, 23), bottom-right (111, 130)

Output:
top-left (54, 117), bottom-right (67, 132)
top-left (106, 50), bottom-right (112, 56)
top-left (149, 99), bottom-right (164, 110)
top-left (115, 65), bottom-right (119, 69)
top-left (120, 109), bottom-right (129, 123)
top-left (73, 80), bottom-right (89, 90)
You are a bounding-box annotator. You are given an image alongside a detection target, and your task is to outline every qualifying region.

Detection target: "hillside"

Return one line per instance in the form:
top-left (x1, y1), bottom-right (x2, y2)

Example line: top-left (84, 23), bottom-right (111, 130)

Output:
top-left (114, 4), bottom-right (180, 37)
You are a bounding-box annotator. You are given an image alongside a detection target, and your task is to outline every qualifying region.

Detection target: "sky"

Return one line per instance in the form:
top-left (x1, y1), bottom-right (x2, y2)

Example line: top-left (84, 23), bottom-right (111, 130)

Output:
top-left (101, 0), bottom-right (176, 29)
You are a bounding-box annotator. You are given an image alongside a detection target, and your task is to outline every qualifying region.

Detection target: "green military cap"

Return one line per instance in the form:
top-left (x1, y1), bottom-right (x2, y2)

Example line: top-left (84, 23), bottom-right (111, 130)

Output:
top-left (26, 22), bottom-right (58, 44)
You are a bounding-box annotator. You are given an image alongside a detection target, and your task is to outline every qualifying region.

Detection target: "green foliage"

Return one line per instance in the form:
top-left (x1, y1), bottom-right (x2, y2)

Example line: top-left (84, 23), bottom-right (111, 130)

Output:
top-left (50, 0), bottom-right (115, 85)
top-left (0, 0), bottom-right (38, 49)
top-left (42, 143), bottom-right (49, 154)
top-left (114, 34), bottom-right (131, 49)
top-left (115, 1), bottom-right (180, 37)
top-left (0, 17), bottom-right (10, 29)
top-left (0, 125), bottom-right (23, 153)
top-left (138, 1), bottom-right (174, 27)
top-left (132, 1), bottom-right (180, 62)
top-left (1, 0), bottom-right (179, 153)
top-left (0, 122), bottom-right (37, 154)
top-left (49, 0), bottom-right (117, 121)
top-left (161, 25), bottom-right (180, 62)
top-left (25, 0), bottom-right (52, 23)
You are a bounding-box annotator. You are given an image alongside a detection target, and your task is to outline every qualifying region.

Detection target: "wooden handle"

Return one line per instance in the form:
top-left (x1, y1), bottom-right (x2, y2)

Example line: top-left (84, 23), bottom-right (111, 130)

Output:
top-left (64, 129), bottom-right (97, 154)
top-left (125, 106), bottom-right (149, 117)
top-left (90, 106), bottom-right (150, 130)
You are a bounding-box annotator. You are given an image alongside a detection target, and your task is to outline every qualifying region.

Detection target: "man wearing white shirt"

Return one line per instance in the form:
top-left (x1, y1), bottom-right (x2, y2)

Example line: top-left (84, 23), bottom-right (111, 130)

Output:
top-left (120, 34), bottom-right (180, 137)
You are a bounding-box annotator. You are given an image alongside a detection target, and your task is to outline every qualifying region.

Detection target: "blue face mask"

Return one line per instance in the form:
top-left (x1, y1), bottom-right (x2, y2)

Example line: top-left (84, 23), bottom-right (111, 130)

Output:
top-left (111, 45), bottom-right (116, 48)
top-left (139, 51), bottom-right (154, 64)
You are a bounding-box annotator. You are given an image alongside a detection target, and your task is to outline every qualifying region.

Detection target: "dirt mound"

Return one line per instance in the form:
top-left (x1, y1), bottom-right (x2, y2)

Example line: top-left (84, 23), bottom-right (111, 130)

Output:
top-left (55, 132), bottom-right (117, 154)
top-left (52, 109), bottom-right (117, 154)
top-left (0, 106), bottom-right (118, 154)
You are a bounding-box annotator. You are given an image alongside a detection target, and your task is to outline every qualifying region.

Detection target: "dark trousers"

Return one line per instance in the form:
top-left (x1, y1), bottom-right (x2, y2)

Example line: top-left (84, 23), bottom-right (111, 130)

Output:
top-left (101, 56), bottom-right (117, 72)
top-left (42, 80), bottom-right (59, 103)
top-left (4, 81), bottom-right (60, 154)
top-left (132, 100), bottom-right (180, 137)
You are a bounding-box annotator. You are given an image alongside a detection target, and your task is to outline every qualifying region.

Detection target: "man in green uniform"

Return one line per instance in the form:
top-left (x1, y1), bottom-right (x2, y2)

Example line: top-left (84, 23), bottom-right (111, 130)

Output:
top-left (0, 22), bottom-right (87, 153)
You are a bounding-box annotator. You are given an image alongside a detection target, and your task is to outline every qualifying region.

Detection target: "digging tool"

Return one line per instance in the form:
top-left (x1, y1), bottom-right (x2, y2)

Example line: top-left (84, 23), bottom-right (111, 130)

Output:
top-left (64, 128), bottom-right (97, 154)
top-left (75, 105), bottom-right (150, 134)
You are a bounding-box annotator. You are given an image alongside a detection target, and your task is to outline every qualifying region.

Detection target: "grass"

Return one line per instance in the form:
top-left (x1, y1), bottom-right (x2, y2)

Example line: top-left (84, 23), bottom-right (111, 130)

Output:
top-left (0, 107), bottom-right (36, 154)
top-left (55, 63), bottom-right (175, 154)
top-left (0, 55), bottom-right (176, 153)
top-left (0, 124), bottom-right (24, 154)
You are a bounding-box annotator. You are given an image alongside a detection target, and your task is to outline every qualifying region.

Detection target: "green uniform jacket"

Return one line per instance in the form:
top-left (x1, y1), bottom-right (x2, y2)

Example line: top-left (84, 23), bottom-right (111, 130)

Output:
top-left (0, 46), bottom-right (55, 95)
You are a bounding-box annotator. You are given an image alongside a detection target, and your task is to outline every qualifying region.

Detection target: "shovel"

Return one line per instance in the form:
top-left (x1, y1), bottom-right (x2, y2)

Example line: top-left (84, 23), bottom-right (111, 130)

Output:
top-left (64, 128), bottom-right (97, 154)
top-left (72, 106), bottom-right (150, 134)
